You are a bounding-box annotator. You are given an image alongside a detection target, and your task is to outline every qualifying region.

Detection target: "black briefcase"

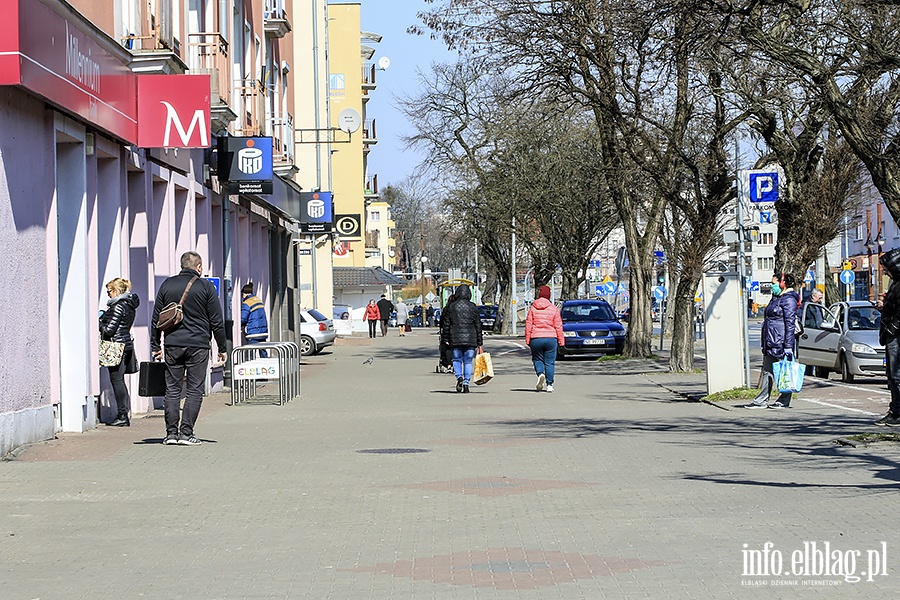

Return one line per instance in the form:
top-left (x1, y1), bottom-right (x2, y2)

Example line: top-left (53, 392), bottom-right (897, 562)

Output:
top-left (138, 361), bottom-right (167, 397)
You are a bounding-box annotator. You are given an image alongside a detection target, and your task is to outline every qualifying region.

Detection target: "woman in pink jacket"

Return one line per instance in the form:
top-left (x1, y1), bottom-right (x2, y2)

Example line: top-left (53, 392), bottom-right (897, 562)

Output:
top-left (525, 286), bottom-right (565, 392)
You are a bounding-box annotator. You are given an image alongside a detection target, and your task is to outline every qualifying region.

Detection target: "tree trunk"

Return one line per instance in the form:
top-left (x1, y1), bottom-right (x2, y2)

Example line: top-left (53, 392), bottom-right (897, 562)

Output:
top-left (497, 281), bottom-right (514, 335)
top-left (562, 270), bottom-right (581, 299)
top-left (624, 251), bottom-right (655, 357)
top-left (669, 270), bottom-right (700, 372)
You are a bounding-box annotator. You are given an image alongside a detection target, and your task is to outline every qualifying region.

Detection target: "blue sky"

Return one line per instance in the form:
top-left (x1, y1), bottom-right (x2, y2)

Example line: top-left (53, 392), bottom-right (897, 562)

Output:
top-left (357, 0), bottom-right (456, 187)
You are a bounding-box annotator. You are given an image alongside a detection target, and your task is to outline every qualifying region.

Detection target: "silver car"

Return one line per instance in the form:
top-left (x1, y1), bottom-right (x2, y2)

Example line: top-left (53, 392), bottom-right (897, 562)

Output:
top-left (299, 308), bottom-right (337, 356)
top-left (797, 300), bottom-right (884, 382)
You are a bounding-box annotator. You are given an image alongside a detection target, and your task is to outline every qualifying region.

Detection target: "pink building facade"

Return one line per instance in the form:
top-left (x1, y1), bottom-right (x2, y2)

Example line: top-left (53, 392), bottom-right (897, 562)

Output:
top-left (0, 0), bottom-right (302, 456)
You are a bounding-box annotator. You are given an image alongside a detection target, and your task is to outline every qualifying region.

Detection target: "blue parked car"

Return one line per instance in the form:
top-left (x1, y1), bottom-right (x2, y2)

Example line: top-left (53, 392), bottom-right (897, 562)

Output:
top-left (557, 299), bottom-right (626, 358)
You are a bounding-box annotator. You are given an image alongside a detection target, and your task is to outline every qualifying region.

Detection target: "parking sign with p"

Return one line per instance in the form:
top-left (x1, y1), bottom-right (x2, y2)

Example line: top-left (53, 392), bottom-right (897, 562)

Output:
top-left (748, 171), bottom-right (779, 203)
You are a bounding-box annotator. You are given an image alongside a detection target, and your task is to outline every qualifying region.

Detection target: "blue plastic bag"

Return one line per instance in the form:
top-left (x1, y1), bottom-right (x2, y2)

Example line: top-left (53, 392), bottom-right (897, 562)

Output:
top-left (773, 357), bottom-right (805, 393)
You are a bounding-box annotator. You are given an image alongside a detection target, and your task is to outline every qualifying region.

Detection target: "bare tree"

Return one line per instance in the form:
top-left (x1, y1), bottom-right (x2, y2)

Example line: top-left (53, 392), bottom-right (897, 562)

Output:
top-left (733, 0), bottom-right (900, 225)
top-left (401, 59), bottom-right (520, 332)
top-left (479, 103), bottom-right (620, 298)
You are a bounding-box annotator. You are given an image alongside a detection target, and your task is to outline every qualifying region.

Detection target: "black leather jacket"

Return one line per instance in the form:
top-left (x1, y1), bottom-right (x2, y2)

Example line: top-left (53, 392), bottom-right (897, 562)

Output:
top-left (440, 284), bottom-right (483, 348)
top-left (100, 293), bottom-right (140, 350)
top-left (151, 269), bottom-right (226, 352)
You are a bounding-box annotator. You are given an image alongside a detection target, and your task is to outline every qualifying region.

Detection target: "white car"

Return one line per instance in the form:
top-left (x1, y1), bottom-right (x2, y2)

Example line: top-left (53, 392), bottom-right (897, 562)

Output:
top-left (299, 308), bottom-right (336, 356)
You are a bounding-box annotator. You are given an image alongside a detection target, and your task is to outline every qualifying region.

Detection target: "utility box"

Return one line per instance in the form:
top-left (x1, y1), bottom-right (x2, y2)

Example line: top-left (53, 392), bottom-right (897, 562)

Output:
top-left (702, 271), bottom-right (747, 394)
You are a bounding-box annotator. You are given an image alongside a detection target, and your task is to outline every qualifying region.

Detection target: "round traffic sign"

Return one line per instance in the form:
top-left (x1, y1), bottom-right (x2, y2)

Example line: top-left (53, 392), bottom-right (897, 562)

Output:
top-left (839, 270), bottom-right (855, 285)
top-left (653, 286), bottom-right (668, 300)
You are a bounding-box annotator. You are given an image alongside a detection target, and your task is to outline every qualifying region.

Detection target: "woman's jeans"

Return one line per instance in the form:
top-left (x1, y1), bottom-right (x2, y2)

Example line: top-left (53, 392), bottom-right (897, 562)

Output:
top-left (754, 354), bottom-right (792, 406)
top-left (529, 338), bottom-right (559, 384)
top-left (451, 347), bottom-right (477, 384)
top-left (367, 319), bottom-right (377, 338)
top-left (107, 349), bottom-right (132, 418)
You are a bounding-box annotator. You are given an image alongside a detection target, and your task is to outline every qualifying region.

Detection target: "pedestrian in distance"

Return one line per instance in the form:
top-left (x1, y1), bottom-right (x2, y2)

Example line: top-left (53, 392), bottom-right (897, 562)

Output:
top-left (440, 284), bottom-right (483, 393)
top-left (800, 287), bottom-right (825, 329)
top-left (240, 282), bottom-right (268, 355)
top-left (396, 299), bottom-right (409, 336)
top-left (799, 287), bottom-right (825, 375)
top-left (363, 299), bottom-right (380, 339)
top-left (377, 294), bottom-right (394, 337)
top-left (747, 272), bottom-right (800, 409)
top-left (876, 248), bottom-right (900, 426)
top-left (525, 285), bottom-right (565, 393)
top-left (151, 251), bottom-right (226, 446)
top-left (99, 277), bottom-right (140, 426)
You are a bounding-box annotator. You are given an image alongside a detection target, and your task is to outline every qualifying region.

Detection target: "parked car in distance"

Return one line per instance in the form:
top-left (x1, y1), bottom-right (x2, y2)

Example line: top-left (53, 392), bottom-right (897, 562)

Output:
top-left (557, 299), bottom-right (626, 358)
top-left (299, 308), bottom-right (337, 356)
top-left (796, 300), bottom-right (884, 382)
top-left (478, 305), bottom-right (498, 331)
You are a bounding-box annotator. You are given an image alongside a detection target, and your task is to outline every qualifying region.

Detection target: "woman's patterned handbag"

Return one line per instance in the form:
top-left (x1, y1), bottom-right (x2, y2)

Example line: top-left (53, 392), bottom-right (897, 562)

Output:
top-left (99, 340), bottom-right (125, 367)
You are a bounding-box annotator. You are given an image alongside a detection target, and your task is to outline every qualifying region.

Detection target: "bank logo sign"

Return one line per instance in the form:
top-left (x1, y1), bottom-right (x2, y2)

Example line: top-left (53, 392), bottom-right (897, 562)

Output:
top-left (335, 214), bottom-right (361, 237)
top-left (217, 137), bottom-right (273, 195)
top-left (300, 192), bottom-right (333, 233)
top-left (137, 75), bottom-right (211, 148)
top-left (238, 146), bottom-right (264, 175)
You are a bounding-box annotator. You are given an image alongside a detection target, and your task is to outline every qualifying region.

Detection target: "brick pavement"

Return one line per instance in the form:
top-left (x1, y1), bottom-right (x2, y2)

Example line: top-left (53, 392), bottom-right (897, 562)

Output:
top-left (1, 330), bottom-right (898, 599)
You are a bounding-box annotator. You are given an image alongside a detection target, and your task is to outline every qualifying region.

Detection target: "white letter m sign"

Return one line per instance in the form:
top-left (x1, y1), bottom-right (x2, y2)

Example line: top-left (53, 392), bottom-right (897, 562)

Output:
top-left (161, 101), bottom-right (209, 147)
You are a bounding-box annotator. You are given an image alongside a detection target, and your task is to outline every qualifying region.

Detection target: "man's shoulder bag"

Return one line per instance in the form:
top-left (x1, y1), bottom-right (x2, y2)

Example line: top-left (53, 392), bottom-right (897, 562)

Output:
top-left (157, 276), bottom-right (198, 333)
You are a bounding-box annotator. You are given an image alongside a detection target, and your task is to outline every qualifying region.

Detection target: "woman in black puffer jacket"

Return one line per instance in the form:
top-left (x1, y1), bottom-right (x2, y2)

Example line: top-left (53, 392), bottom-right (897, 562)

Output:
top-left (100, 278), bottom-right (140, 426)
top-left (748, 272), bottom-right (800, 409)
top-left (439, 284), bottom-right (483, 393)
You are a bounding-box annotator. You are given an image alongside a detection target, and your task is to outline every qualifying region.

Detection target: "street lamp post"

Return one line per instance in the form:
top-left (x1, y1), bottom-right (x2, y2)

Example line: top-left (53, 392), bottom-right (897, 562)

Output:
top-left (865, 232), bottom-right (876, 301)
top-left (877, 230), bottom-right (886, 301)
top-left (421, 255), bottom-right (428, 325)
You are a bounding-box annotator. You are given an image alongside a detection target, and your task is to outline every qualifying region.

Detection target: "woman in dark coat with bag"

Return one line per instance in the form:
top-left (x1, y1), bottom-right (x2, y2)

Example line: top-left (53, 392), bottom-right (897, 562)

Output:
top-left (748, 272), bottom-right (800, 409)
top-left (100, 277), bottom-right (140, 426)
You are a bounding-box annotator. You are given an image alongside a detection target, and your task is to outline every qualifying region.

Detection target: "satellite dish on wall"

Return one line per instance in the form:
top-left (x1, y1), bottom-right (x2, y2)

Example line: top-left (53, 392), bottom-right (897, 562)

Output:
top-left (338, 108), bottom-right (362, 134)
top-left (378, 56), bottom-right (391, 70)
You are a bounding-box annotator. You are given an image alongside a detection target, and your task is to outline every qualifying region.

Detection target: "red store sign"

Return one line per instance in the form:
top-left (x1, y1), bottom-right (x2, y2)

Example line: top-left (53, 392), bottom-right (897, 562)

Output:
top-left (0, 0), bottom-right (210, 148)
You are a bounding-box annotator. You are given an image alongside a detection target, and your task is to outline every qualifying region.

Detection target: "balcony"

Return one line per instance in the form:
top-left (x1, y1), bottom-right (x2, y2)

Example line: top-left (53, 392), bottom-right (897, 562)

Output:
top-left (264, 1), bottom-right (292, 38)
top-left (365, 230), bottom-right (380, 249)
top-left (364, 174), bottom-right (379, 200)
top-left (187, 32), bottom-right (236, 130)
top-left (233, 78), bottom-right (267, 137)
top-left (362, 63), bottom-right (376, 93)
top-left (122, 11), bottom-right (186, 75)
top-left (272, 113), bottom-right (298, 177)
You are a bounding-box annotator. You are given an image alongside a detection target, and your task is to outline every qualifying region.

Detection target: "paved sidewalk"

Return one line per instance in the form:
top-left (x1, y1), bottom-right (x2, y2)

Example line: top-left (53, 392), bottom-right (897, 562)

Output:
top-left (1, 330), bottom-right (898, 598)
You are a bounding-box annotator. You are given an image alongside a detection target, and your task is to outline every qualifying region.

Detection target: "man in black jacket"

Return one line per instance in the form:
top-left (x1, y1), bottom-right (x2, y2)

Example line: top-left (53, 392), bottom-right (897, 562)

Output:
top-left (877, 248), bottom-right (900, 426)
top-left (440, 284), bottom-right (483, 393)
top-left (151, 252), bottom-right (227, 445)
top-left (377, 294), bottom-right (394, 337)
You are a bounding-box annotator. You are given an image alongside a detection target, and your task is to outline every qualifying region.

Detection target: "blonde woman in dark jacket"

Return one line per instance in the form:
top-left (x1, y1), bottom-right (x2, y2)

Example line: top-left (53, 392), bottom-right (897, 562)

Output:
top-left (100, 278), bottom-right (140, 426)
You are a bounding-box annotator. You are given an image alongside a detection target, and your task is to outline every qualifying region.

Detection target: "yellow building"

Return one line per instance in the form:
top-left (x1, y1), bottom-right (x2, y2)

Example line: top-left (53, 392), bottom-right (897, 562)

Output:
top-left (364, 200), bottom-right (397, 269)
top-left (328, 3), bottom-right (378, 268)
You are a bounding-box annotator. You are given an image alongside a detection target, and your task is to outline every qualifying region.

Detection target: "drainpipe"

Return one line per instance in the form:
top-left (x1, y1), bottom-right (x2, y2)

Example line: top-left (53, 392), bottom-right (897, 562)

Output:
top-left (223, 196), bottom-right (233, 387)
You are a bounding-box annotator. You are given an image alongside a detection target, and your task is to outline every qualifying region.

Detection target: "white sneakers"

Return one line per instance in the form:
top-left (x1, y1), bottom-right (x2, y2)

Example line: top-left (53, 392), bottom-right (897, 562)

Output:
top-left (535, 374), bottom-right (554, 392)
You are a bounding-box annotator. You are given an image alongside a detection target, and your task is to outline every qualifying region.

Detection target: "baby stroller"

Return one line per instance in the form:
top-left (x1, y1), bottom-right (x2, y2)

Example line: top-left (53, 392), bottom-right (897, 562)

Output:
top-left (436, 339), bottom-right (454, 373)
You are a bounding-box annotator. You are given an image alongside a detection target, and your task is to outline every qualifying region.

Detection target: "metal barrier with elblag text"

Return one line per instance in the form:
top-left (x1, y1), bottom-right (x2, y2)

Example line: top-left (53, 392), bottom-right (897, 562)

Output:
top-left (230, 342), bottom-right (300, 405)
